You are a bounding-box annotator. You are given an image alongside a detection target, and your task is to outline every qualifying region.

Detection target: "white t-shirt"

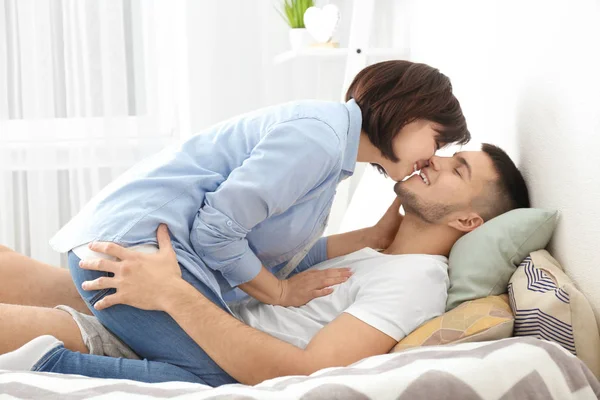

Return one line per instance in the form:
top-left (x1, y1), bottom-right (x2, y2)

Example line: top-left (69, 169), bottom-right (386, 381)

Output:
top-left (229, 248), bottom-right (449, 349)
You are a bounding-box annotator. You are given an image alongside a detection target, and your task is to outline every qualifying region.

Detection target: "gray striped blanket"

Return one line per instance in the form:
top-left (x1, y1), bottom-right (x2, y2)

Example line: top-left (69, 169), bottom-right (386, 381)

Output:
top-left (1, 337), bottom-right (598, 399)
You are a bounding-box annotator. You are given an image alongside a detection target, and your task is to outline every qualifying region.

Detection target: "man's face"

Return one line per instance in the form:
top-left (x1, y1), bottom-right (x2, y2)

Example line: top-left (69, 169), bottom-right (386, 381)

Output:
top-left (394, 151), bottom-right (498, 223)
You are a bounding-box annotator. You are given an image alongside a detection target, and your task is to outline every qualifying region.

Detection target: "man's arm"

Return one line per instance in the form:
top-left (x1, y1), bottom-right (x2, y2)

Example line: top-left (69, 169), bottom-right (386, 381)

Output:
top-left (81, 226), bottom-right (397, 384)
top-left (163, 280), bottom-right (396, 385)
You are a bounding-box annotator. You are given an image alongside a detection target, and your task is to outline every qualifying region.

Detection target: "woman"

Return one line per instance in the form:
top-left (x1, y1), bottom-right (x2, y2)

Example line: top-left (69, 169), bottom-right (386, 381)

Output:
top-left (13, 60), bottom-right (469, 385)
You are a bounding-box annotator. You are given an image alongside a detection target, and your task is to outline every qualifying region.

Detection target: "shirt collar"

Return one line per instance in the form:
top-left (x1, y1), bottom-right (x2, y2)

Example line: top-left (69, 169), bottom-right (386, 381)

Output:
top-left (342, 98), bottom-right (362, 175)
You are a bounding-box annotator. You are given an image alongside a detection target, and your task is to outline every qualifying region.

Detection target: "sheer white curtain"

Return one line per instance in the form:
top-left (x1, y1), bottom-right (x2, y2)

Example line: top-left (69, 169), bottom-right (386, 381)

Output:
top-left (0, 0), bottom-right (190, 265)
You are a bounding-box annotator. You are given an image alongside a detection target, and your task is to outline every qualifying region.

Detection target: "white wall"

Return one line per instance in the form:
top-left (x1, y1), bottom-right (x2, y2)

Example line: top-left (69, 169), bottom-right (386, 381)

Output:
top-left (182, 0), bottom-right (410, 132)
top-left (396, 0), bottom-right (600, 322)
top-left (183, 0), bottom-right (345, 132)
top-left (513, 1), bottom-right (600, 324)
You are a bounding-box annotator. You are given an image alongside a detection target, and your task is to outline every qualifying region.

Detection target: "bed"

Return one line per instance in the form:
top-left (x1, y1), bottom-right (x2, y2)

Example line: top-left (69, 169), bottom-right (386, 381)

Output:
top-left (1, 337), bottom-right (598, 399)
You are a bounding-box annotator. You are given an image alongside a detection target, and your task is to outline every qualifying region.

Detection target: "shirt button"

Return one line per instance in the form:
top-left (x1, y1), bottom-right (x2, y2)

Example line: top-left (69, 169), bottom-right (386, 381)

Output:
top-left (226, 220), bottom-right (233, 227)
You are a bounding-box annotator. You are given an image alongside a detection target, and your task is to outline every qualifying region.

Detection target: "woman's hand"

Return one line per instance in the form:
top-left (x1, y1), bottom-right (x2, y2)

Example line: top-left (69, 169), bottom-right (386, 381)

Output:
top-left (278, 267), bottom-right (353, 307)
top-left (372, 197), bottom-right (404, 249)
top-left (79, 224), bottom-right (185, 311)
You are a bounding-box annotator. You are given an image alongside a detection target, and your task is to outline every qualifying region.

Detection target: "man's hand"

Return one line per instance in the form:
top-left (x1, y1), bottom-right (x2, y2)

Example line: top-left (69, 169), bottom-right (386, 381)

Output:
top-left (79, 224), bottom-right (185, 311)
top-left (371, 197), bottom-right (403, 249)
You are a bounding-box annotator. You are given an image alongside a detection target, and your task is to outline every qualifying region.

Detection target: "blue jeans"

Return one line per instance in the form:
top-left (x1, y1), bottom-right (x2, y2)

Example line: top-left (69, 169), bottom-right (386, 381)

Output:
top-left (33, 251), bottom-right (237, 386)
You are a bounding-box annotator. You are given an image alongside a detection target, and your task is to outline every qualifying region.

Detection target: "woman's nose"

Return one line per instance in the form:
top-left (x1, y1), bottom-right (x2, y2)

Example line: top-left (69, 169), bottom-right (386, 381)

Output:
top-left (428, 155), bottom-right (441, 170)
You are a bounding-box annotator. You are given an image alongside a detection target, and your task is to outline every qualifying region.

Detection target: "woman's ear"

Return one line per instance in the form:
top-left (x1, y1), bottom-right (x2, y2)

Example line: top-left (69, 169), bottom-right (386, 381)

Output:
top-left (447, 212), bottom-right (484, 233)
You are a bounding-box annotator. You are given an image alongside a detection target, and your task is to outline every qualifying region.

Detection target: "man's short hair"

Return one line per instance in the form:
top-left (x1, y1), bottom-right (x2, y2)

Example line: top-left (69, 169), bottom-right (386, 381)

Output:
top-left (476, 143), bottom-right (531, 221)
top-left (346, 60), bottom-right (471, 162)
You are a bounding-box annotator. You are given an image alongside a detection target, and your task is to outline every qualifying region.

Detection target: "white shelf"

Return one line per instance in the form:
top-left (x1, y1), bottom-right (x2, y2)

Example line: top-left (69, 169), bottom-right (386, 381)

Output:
top-left (274, 47), bottom-right (409, 64)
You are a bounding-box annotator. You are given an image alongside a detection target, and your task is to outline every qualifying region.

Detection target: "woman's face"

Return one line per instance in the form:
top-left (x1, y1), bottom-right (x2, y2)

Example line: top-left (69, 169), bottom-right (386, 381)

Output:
top-left (375, 120), bottom-right (442, 182)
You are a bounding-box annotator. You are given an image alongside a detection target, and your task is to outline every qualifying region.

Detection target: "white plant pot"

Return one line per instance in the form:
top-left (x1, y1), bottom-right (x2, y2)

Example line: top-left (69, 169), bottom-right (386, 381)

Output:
top-left (288, 28), bottom-right (313, 51)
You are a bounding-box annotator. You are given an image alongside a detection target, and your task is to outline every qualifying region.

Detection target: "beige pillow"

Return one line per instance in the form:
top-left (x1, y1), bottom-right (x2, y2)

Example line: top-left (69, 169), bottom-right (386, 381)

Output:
top-left (391, 295), bottom-right (514, 353)
top-left (508, 249), bottom-right (600, 378)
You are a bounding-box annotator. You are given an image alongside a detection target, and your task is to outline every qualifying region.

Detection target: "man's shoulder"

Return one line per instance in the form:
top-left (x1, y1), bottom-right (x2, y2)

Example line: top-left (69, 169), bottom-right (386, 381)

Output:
top-left (343, 253), bottom-right (449, 341)
top-left (350, 253), bottom-right (449, 289)
top-left (359, 253), bottom-right (448, 273)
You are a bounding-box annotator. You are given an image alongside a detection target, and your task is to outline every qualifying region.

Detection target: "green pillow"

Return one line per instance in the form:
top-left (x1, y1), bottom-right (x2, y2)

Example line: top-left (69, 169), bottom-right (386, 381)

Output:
top-left (446, 208), bottom-right (559, 311)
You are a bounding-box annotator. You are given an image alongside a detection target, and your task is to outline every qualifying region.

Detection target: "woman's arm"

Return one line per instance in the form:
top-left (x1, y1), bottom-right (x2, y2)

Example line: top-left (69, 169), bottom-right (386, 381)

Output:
top-left (325, 227), bottom-right (384, 260)
top-left (192, 120), bottom-right (339, 284)
top-left (292, 197), bottom-right (403, 274)
top-left (191, 119), bottom-right (353, 306)
top-left (325, 197), bottom-right (404, 260)
top-left (225, 193), bottom-right (385, 306)
top-left (237, 264), bottom-right (351, 307)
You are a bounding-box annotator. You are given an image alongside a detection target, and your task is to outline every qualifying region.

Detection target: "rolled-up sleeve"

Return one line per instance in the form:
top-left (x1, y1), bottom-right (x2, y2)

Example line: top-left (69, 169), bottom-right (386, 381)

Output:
top-left (190, 119), bottom-right (341, 287)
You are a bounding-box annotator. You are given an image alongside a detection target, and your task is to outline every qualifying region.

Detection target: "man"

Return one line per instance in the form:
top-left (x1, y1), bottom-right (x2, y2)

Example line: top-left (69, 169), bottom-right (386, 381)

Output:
top-left (0, 144), bottom-right (530, 386)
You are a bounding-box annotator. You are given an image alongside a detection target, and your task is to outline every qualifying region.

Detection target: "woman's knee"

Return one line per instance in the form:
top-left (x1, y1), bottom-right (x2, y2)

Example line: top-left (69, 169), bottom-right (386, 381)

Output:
top-left (0, 244), bottom-right (14, 253)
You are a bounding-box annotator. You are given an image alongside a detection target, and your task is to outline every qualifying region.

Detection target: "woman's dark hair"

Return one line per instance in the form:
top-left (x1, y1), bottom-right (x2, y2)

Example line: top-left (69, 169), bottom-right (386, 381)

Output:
top-left (346, 60), bottom-right (470, 161)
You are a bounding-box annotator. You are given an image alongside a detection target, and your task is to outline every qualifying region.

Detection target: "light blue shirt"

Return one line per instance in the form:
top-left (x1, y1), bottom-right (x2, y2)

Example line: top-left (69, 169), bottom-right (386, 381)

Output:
top-left (51, 99), bottom-right (362, 302)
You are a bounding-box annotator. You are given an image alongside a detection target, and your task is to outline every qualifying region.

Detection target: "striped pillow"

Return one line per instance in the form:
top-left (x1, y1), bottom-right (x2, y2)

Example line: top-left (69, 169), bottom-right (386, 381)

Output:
top-left (508, 249), bottom-right (600, 378)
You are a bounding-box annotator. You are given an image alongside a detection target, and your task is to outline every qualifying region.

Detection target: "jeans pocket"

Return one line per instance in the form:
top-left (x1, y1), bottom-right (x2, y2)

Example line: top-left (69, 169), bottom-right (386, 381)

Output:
top-left (88, 287), bottom-right (116, 307)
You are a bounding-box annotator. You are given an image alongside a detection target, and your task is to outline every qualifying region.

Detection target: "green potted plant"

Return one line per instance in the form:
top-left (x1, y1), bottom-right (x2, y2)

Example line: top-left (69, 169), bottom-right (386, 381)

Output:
top-left (277, 0), bottom-right (315, 51)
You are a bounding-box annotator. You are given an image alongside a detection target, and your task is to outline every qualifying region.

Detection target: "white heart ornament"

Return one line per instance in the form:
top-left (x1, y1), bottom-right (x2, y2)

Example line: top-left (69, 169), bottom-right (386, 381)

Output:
top-left (303, 5), bottom-right (340, 43)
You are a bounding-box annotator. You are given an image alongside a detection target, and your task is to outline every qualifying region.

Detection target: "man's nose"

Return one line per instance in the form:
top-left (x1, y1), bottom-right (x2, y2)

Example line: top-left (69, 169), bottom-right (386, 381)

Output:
top-left (416, 159), bottom-right (430, 170)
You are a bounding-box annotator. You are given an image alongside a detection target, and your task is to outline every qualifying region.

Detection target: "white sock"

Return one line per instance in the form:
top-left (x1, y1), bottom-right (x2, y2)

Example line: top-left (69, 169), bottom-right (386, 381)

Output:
top-left (0, 335), bottom-right (63, 371)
